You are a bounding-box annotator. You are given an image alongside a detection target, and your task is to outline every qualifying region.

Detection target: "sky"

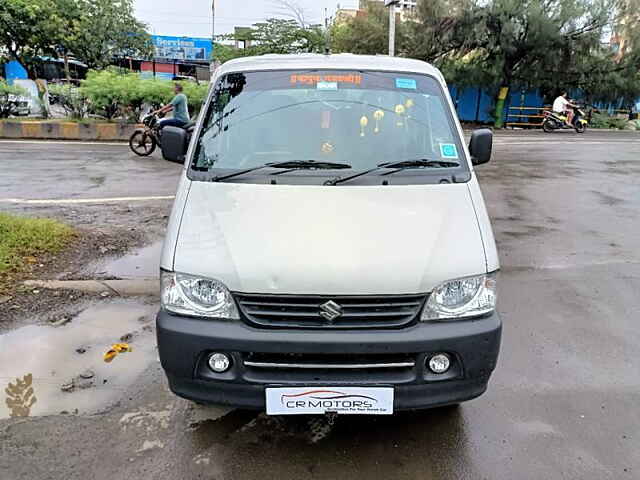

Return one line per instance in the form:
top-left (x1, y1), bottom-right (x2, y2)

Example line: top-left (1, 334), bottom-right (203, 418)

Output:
top-left (134, 0), bottom-right (360, 38)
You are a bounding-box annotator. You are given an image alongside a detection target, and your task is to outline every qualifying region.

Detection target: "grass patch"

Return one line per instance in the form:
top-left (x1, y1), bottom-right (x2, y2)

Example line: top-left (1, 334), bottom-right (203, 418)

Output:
top-left (0, 213), bottom-right (75, 274)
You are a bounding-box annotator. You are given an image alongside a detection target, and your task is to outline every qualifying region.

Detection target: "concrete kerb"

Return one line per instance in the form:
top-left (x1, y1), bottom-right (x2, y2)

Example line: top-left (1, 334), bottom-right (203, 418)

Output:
top-left (0, 121), bottom-right (141, 141)
top-left (23, 278), bottom-right (158, 297)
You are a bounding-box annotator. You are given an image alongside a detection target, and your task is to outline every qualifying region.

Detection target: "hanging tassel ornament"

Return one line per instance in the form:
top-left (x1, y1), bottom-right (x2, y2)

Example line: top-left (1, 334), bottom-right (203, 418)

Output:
top-left (373, 110), bottom-right (384, 133)
top-left (360, 115), bottom-right (369, 137)
top-left (395, 104), bottom-right (406, 127)
top-left (404, 99), bottom-right (414, 120)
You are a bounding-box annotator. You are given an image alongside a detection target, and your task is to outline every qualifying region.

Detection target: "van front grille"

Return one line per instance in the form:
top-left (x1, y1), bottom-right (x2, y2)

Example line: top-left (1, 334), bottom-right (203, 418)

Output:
top-left (241, 352), bottom-right (418, 383)
top-left (234, 293), bottom-right (427, 329)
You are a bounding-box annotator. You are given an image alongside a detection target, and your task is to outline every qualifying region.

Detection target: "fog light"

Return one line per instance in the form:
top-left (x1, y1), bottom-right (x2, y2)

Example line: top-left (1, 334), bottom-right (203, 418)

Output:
top-left (428, 353), bottom-right (450, 374)
top-left (208, 352), bottom-right (231, 373)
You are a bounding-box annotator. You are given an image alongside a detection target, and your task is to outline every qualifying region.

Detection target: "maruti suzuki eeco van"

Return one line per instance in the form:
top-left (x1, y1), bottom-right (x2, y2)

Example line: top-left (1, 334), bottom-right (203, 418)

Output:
top-left (157, 54), bottom-right (500, 415)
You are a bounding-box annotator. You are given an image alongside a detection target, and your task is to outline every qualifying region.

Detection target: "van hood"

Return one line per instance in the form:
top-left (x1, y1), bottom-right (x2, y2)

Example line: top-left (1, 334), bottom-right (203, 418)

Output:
top-left (172, 182), bottom-right (487, 295)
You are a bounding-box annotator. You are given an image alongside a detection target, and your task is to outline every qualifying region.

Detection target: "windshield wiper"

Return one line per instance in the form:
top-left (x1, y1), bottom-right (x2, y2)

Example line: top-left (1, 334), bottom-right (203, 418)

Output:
top-left (212, 160), bottom-right (352, 182)
top-left (324, 165), bottom-right (386, 185)
top-left (325, 158), bottom-right (459, 185)
top-left (268, 160), bottom-right (352, 175)
top-left (381, 159), bottom-right (460, 175)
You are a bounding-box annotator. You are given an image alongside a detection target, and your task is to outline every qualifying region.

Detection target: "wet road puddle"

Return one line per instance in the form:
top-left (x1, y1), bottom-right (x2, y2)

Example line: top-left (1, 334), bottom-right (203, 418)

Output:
top-left (87, 240), bottom-right (163, 279)
top-left (0, 299), bottom-right (158, 419)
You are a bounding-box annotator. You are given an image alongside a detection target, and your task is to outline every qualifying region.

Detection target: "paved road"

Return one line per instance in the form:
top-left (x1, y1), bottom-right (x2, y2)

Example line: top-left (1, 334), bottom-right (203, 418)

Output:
top-left (1, 131), bottom-right (639, 479)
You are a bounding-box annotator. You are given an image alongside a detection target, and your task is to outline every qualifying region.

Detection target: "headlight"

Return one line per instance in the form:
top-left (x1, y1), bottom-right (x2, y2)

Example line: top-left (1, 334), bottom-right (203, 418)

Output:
top-left (161, 271), bottom-right (239, 319)
top-left (421, 272), bottom-right (497, 321)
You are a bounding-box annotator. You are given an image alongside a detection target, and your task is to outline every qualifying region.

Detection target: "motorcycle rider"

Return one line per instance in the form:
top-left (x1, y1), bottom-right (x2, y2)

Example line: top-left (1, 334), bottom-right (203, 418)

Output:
top-left (153, 83), bottom-right (190, 130)
top-left (553, 91), bottom-right (578, 127)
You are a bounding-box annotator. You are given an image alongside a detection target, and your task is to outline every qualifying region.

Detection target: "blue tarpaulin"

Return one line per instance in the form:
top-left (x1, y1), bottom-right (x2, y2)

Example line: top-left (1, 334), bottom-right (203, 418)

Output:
top-left (4, 61), bottom-right (28, 83)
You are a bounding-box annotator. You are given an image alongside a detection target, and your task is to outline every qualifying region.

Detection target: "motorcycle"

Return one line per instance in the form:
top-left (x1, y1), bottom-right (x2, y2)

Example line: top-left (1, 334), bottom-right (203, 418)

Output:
top-left (129, 113), bottom-right (163, 156)
top-left (542, 104), bottom-right (588, 133)
top-left (129, 113), bottom-right (195, 159)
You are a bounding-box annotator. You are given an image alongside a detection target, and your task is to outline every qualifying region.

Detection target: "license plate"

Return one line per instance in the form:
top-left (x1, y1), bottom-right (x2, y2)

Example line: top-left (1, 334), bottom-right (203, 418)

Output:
top-left (265, 386), bottom-right (394, 415)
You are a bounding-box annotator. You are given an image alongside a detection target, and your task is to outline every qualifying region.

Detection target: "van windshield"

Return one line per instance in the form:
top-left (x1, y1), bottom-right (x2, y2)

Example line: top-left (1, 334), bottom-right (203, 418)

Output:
top-left (192, 69), bottom-right (468, 183)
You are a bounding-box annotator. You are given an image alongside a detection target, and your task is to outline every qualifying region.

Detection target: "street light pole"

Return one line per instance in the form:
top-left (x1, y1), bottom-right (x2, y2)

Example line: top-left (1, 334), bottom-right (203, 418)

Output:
top-left (385, 0), bottom-right (399, 57)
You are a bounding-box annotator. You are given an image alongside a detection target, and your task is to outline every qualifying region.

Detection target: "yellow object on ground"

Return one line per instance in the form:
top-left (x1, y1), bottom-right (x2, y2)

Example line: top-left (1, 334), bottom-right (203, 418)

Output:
top-left (104, 343), bottom-right (133, 363)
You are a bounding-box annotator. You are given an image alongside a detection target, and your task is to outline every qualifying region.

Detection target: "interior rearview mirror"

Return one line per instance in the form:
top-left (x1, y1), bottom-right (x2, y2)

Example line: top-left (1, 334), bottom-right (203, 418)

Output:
top-left (468, 128), bottom-right (493, 165)
top-left (161, 126), bottom-right (189, 164)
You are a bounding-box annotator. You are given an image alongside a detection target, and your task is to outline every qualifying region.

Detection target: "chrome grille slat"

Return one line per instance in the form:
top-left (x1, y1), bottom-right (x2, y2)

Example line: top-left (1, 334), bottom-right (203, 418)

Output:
top-left (244, 361), bottom-right (415, 369)
top-left (245, 309), bottom-right (415, 318)
top-left (234, 293), bottom-right (427, 329)
top-left (241, 301), bottom-right (422, 308)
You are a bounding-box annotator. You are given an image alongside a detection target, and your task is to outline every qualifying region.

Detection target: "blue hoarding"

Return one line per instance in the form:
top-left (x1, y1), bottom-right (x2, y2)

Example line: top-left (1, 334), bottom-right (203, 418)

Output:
top-left (151, 35), bottom-right (212, 61)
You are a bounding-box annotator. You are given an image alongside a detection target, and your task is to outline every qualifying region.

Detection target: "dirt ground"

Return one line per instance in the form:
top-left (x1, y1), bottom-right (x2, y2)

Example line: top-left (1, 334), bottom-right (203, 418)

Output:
top-left (0, 225), bottom-right (149, 329)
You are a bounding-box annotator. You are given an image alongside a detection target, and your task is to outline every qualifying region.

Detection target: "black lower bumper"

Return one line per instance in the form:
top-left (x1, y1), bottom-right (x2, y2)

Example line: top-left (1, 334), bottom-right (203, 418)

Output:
top-left (156, 310), bottom-right (501, 411)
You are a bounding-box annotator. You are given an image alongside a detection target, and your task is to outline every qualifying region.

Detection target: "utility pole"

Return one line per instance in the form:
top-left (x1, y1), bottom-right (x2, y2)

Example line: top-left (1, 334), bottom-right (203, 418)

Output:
top-left (211, 0), bottom-right (215, 49)
top-left (211, 0), bottom-right (218, 73)
top-left (324, 7), bottom-right (331, 54)
top-left (385, 0), bottom-right (399, 57)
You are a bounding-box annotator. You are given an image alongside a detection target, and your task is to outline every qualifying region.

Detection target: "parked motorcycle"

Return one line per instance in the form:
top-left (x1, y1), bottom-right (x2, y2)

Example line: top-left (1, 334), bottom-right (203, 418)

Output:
top-left (129, 113), bottom-right (195, 159)
top-left (542, 104), bottom-right (588, 133)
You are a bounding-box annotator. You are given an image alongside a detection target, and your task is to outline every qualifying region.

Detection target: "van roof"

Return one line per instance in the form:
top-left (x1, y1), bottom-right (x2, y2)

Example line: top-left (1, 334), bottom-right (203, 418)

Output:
top-left (217, 53), bottom-right (443, 80)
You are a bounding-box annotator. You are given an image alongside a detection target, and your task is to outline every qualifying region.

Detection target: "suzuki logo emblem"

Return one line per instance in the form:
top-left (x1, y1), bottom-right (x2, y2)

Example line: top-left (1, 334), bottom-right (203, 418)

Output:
top-left (319, 300), bottom-right (343, 322)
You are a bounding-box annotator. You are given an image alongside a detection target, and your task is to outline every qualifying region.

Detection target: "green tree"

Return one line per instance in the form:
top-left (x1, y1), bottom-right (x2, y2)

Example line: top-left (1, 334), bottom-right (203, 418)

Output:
top-left (408, 0), bottom-right (638, 124)
top-left (331, 0), bottom-right (640, 125)
top-left (0, 0), bottom-right (151, 77)
top-left (213, 19), bottom-right (325, 64)
top-left (471, 0), bottom-right (612, 125)
top-left (64, 0), bottom-right (152, 70)
top-left (0, 0), bottom-right (72, 76)
top-left (331, 1), bottom-right (410, 55)
top-left (583, 0), bottom-right (640, 104)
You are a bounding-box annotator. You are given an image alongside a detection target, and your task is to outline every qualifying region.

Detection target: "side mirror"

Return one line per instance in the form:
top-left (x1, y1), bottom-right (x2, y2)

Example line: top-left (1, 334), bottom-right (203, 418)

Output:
top-left (468, 128), bottom-right (493, 165)
top-left (161, 126), bottom-right (189, 164)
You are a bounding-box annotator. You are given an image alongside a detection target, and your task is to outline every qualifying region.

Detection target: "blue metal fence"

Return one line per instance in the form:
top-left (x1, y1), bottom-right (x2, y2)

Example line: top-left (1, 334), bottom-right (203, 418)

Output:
top-left (448, 86), bottom-right (496, 123)
top-left (449, 85), bottom-right (637, 125)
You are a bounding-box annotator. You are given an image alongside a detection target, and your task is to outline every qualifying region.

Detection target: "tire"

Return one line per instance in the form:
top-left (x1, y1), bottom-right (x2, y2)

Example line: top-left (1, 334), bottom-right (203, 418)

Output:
top-left (575, 122), bottom-right (586, 134)
top-left (542, 119), bottom-right (554, 133)
top-left (129, 130), bottom-right (157, 156)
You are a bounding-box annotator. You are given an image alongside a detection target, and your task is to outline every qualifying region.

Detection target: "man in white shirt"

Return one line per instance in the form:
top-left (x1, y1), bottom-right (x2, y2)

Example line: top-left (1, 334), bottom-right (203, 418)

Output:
top-left (553, 92), bottom-right (577, 126)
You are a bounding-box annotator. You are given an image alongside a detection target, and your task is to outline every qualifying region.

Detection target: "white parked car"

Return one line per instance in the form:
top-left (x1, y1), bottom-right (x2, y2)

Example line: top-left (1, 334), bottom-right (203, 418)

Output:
top-left (158, 54), bottom-right (500, 415)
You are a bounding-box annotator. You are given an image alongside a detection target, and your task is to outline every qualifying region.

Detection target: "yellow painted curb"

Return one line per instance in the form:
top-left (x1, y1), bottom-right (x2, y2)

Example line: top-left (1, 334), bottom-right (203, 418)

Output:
top-left (0, 121), bottom-right (136, 141)
top-left (21, 122), bottom-right (42, 138)
top-left (96, 123), bottom-right (117, 140)
top-left (60, 122), bottom-right (80, 139)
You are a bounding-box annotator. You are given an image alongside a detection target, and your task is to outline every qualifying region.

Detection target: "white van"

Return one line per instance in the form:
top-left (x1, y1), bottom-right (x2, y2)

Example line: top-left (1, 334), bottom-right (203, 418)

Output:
top-left (158, 54), bottom-right (500, 415)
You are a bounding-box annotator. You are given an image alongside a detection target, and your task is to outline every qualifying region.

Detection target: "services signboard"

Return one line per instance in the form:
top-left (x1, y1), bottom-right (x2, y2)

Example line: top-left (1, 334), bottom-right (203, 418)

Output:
top-left (151, 35), bottom-right (212, 62)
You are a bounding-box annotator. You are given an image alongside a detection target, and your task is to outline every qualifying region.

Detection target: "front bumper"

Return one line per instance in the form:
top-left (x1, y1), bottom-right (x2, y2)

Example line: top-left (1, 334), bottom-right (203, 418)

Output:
top-left (156, 310), bottom-right (501, 411)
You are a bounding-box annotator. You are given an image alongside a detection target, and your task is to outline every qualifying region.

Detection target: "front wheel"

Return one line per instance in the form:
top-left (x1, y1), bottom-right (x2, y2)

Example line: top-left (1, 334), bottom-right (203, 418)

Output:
top-left (129, 130), bottom-right (157, 156)
top-left (542, 119), bottom-right (554, 133)
top-left (575, 122), bottom-right (587, 134)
